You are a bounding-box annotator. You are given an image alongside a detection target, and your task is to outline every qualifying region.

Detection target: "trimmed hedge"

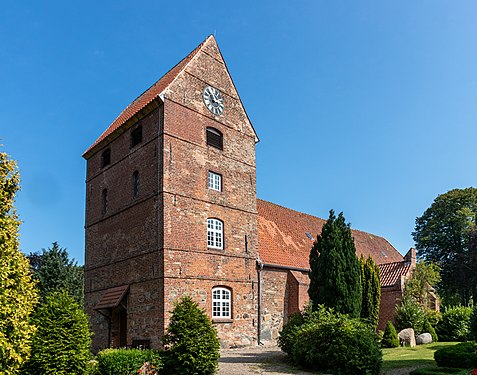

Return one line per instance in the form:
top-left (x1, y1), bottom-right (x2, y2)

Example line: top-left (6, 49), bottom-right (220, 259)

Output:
top-left (434, 342), bottom-right (477, 369)
top-left (96, 348), bottom-right (163, 375)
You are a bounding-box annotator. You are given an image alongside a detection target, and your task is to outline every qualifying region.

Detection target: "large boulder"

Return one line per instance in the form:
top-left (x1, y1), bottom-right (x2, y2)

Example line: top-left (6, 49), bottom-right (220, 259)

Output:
top-left (398, 328), bottom-right (416, 347)
top-left (416, 333), bottom-right (433, 345)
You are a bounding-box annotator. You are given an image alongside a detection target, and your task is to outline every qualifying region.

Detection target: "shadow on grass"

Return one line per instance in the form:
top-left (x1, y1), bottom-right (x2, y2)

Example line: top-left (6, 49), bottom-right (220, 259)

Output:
top-left (383, 359), bottom-right (436, 371)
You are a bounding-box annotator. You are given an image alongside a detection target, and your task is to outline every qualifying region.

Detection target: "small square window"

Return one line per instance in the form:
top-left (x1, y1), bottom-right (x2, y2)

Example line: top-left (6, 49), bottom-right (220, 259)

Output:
top-left (208, 171), bottom-right (222, 191)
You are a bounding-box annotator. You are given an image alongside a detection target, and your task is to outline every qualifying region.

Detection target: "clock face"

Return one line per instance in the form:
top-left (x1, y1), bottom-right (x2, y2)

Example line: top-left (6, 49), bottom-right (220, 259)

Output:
top-left (203, 86), bottom-right (224, 116)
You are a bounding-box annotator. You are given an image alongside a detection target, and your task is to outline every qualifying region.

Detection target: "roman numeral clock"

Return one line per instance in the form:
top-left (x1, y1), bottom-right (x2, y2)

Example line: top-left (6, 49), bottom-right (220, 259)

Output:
top-left (203, 86), bottom-right (224, 116)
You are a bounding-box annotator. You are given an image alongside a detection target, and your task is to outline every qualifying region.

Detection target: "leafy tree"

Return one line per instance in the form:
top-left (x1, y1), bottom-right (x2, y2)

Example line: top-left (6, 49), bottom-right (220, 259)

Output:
top-left (28, 242), bottom-right (84, 305)
top-left (163, 296), bottom-right (220, 375)
top-left (24, 291), bottom-right (92, 375)
top-left (395, 299), bottom-right (426, 334)
top-left (309, 210), bottom-right (362, 318)
top-left (413, 188), bottom-right (477, 306)
top-left (403, 261), bottom-right (440, 309)
top-left (0, 150), bottom-right (38, 374)
top-left (381, 321), bottom-right (399, 348)
top-left (360, 255), bottom-right (381, 329)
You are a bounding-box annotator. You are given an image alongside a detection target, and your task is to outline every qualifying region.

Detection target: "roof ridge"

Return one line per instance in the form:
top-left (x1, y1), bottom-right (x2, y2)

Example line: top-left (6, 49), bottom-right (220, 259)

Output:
top-left (257, 198), bottom-right (326, 222)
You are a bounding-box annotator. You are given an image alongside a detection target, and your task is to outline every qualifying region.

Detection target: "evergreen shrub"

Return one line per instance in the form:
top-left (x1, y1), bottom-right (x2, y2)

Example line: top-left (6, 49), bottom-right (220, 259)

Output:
top-left (423, 319), bottom-right (438, 342)
top-left (437, 306), bottom-right (472, 342)
top-left (381, 321), bottom-right (399, 348)
top-left (163, 296), bottom-right (220, 375)
top-left (96, 348), bottom-right (163, 375)
top-left (288, 308), bottom-right (382, 375)
top-left (278, 310), bottom-right (306, 354)
top-left (395, 299), bottom-right (426, 334)
top-left (24, 291), bottom-right (92, 375)
top-left (434, 342), bottom-right (477, 369)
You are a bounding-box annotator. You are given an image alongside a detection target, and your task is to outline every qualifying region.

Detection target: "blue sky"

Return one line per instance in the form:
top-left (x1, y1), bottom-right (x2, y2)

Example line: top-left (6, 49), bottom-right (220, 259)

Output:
top-left (2, 1), bottom-right (477, 263)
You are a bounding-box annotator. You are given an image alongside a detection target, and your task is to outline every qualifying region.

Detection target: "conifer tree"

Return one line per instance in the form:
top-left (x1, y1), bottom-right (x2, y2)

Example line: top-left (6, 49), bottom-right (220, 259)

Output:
top-left (28, 242), bottom-right (84, 305)
top-left (0, 150), bottom-right (38, 374)
top-left (381, 321), bottom-right (399, 348)
top-left (309, 210), bottom-right (362, 318)
top-left (360, 255), bottom-right (381, 329)
top-left (163, 296), bottom-right (220, 375)
top-left (24, 291), bottom-right (92, 375)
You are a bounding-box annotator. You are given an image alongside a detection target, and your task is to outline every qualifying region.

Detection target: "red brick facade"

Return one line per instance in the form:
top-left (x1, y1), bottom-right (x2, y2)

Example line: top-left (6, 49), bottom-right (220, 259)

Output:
top-left (84, 36), bottom-right (420, 350)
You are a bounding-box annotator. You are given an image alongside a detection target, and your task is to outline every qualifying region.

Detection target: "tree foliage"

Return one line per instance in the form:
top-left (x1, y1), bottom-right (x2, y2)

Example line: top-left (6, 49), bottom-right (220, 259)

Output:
top-left (359, 255), bottom-right (381, 329)
top-left (403, 261), bottom-right (440, 309)
top-left (28, 242), bottom-right (84, 305)
top-left (24, 291), bottom-right (92, 375)
top-left (0, 151), bottom-right (38, 374)
top-left (309, 210), bottom-right (362, 318)
top-left (413, 188), bottom-right (477, 305)
top-left (163, 296), bottom-right (220, 375)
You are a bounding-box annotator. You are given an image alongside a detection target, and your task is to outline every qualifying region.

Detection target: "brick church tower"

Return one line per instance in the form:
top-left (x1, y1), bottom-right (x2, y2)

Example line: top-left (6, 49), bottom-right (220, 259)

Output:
top-left (83, 36), bottom-right (259, 350)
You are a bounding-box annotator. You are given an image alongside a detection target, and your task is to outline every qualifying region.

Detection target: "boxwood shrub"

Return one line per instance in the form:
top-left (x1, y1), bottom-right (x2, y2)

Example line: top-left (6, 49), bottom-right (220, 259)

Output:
top-left (284, 307), bottom-right (382, 375)
top-left (434, 342), bottom-right (477, 369)
top-left (96, 348), bottom-right (163, 375)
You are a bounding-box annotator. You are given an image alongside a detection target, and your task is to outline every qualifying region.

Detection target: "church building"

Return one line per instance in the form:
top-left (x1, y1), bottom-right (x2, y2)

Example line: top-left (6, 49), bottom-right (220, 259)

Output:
top-left (83, 35), bottom-right (417, 350)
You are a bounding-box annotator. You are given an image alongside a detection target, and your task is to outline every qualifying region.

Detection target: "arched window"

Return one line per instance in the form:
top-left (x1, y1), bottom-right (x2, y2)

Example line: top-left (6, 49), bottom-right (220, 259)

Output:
top-left (102, 189), bottom-right (108, 215)
top-left (101, 149), bottom-right (111, 168)
top-left (206, 127), bottom-right (223, 150)
top-left (207, 218), bottom-right (223, 249)
top-left (133, 171), bottom-right (139, 197)
top-left (212, 287), bottom-right (231, 319)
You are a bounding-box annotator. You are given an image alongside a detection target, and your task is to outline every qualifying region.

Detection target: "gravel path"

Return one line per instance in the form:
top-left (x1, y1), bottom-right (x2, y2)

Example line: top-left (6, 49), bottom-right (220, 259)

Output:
top-left (218, 346), bottom-right (419, 375)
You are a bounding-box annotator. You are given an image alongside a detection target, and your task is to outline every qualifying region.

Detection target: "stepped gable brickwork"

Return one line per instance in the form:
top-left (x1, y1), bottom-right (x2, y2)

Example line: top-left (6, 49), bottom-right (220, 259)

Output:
top-left (257, 199), bottom-right (404, 268)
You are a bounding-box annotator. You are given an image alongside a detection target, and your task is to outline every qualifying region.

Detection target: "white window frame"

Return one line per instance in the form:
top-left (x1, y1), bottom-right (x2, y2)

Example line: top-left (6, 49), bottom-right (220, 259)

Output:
top-left (212, 287), bottom-right (231, 319)
top-left (208, 171), bottom-right (222, 191)
top-left (207, 218), bottom-right (223, 249)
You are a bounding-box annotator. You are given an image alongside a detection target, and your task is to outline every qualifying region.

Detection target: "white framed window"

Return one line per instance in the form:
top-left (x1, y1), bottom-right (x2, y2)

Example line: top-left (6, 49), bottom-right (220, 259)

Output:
top-left (208, 171), bottom-right (222, 191)
top-left (212, 287), bottom-right (231, 319)
top-left (207, 218), bottom-right (223, 249)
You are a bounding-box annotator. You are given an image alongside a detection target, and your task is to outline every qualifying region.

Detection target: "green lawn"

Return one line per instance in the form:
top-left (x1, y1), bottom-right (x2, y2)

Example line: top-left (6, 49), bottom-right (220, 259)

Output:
top-left (382, 342), bottom-right (460, 373)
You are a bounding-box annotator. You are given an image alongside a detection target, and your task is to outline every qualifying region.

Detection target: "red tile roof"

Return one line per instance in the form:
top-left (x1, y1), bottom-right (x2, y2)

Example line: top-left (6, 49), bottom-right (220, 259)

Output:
top-left (378, 261), bottom-right (412, 287)
top-left (94, 285), bottom-right (129, 310)
top-left (83, 36), bottom-right (212, 157)
top-left (257, 199), bottom-right (403, 270)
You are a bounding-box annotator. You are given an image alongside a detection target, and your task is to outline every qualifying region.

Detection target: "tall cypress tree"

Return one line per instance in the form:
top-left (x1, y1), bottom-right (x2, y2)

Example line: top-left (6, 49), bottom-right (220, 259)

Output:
top-left (309, 210), bottom-right (362, 318)
top-left (360, 255), bottom-right (381, 329)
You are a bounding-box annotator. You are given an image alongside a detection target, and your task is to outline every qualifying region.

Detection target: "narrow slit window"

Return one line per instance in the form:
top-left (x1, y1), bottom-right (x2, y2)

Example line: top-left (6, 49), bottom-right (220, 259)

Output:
top-left (206, 127), bottom-right (223, 150)
top-left (101, 149), bottom-right (111, 168)
top-left (131, 126), bottom-right (143, 148)
top-left (133, 171), bottom-right (139, 197)
top-left (102, 189), bottom-right (108, 215)
top-left (208, 171), bottom-right (222, 191)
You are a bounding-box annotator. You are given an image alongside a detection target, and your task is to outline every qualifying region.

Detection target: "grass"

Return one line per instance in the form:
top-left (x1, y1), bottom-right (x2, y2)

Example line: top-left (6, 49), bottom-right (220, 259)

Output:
top-left (382, 342), bottom-right (461, 372)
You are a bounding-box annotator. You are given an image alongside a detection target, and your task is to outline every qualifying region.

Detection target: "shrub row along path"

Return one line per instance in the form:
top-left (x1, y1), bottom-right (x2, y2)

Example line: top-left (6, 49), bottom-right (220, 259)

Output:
top-left (218, 346), bottom-right (417, 375)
